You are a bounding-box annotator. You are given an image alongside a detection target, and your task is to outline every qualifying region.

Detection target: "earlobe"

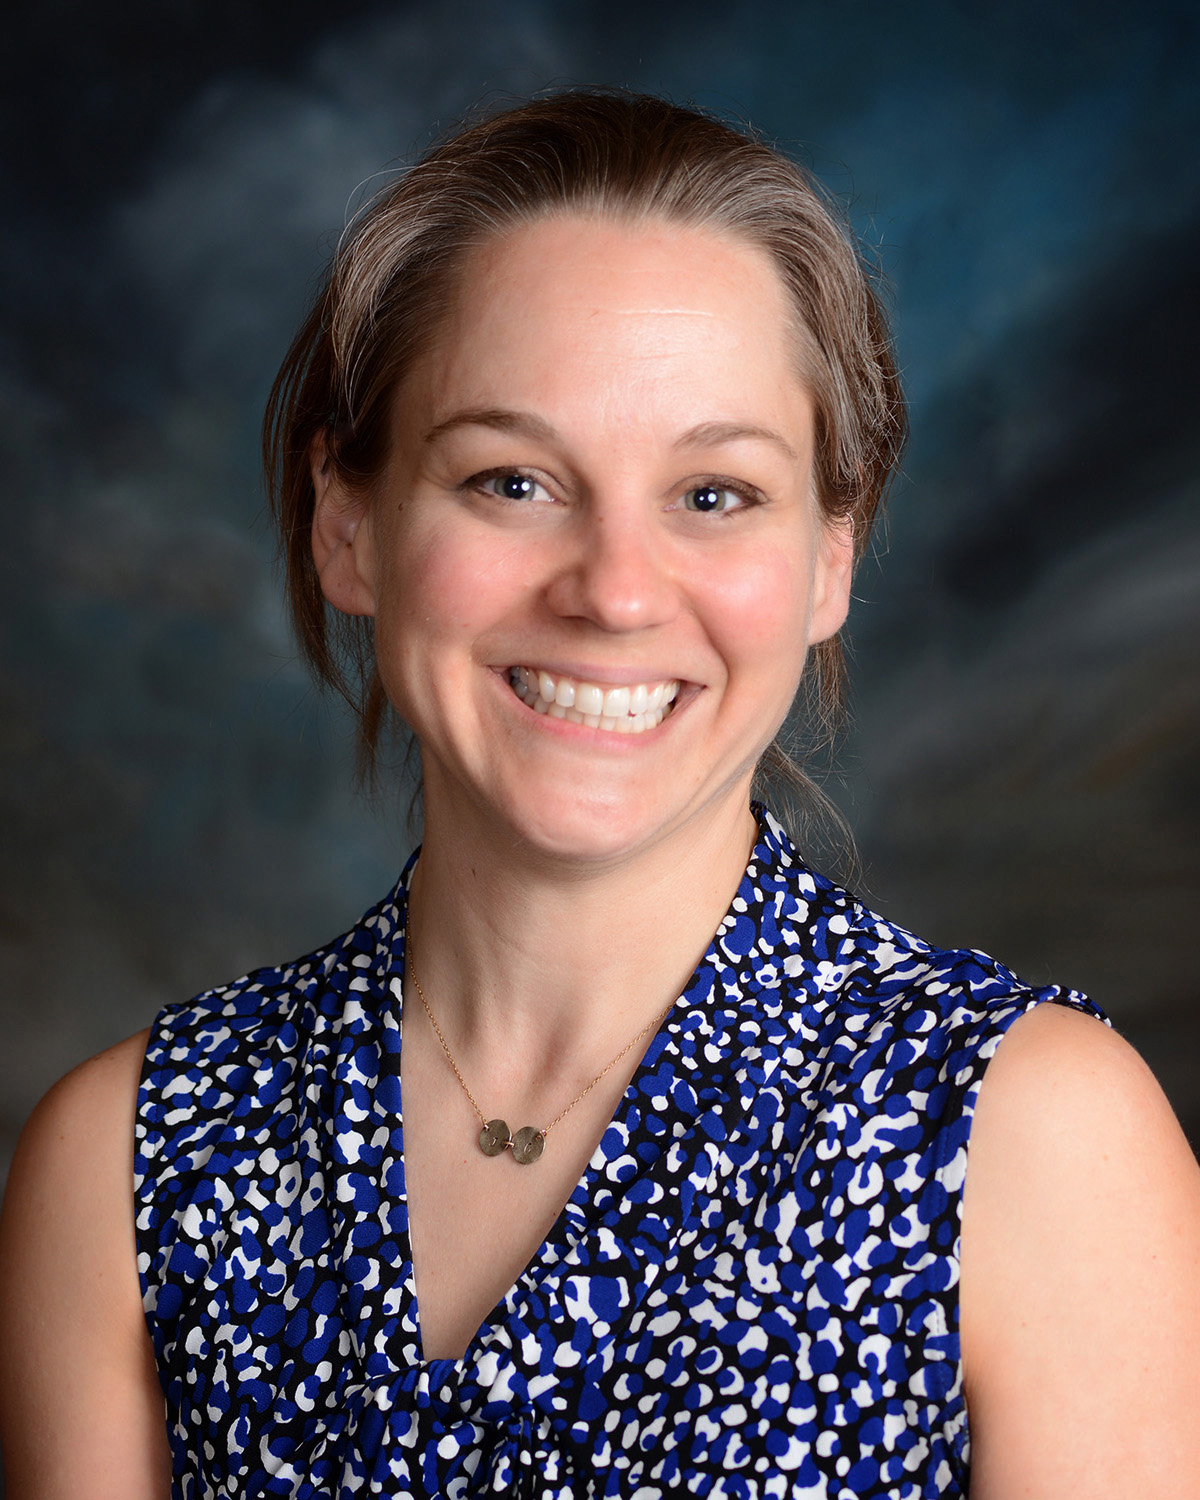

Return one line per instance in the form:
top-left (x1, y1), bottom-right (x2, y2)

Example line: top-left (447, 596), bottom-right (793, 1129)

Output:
top-left (310, 435), bottom-right (377, 618)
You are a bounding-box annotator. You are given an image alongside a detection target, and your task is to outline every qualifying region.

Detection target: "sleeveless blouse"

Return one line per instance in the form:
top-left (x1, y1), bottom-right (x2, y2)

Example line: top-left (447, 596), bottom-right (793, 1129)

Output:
top-left (135, 809), bottom-right (1107, 1498)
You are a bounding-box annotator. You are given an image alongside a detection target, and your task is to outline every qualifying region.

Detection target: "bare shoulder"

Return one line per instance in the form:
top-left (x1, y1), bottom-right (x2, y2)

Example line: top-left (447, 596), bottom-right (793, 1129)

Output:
top-left (2, 1030), bottom-right (151, 1244)
top-left (0, 1029), bottom-right (171, 1498)
top-left (1, 1029), bottom-right (150, 1257)
top-left (964, 1004), bottom-right (1200, 1262)
top-left (972, 999), bottom-right (1186, 1137)
top-left (12, 1027), bottom-right (150, 1161)
top-left (962, 1001), bottom-right (1200, 1499)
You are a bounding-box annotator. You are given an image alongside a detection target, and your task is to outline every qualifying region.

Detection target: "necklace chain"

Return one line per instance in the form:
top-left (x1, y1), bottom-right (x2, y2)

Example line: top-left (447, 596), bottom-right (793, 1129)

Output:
top-left (405, 939), bottom-right (675, 1162)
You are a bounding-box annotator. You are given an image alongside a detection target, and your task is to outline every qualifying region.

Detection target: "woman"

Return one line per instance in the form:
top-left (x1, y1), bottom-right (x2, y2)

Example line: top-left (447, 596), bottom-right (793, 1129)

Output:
top-left (1, 91), bottom-right (1197, 1499)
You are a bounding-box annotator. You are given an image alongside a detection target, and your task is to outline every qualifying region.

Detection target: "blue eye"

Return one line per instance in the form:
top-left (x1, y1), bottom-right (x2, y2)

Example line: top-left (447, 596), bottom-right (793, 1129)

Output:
top-left (488, 473), bottom-right (540, 501)
top-left (683, 485), bottom-right (740, 513)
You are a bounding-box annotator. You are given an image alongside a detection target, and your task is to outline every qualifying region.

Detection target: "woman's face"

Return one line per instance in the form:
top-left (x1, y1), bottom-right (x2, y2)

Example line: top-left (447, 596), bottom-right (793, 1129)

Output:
top-left (315, 215), bottom-right (853, 865)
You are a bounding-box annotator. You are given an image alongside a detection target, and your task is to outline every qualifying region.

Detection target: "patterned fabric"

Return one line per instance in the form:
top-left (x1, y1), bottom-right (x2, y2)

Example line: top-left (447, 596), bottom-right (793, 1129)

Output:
top-left (135, 808), bottom-right (1106, 1498)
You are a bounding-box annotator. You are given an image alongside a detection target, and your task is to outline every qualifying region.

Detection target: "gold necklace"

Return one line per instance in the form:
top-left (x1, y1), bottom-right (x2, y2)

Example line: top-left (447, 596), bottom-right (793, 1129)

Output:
top-left (406, 942), bottom-right (676, 1166)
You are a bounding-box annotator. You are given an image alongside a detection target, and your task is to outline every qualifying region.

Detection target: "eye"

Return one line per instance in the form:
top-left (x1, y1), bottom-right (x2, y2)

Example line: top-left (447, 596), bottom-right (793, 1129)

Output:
top-left (479, 471), bottom-right (553, 503)
top-left (681, 484), bottom-right (747, 514)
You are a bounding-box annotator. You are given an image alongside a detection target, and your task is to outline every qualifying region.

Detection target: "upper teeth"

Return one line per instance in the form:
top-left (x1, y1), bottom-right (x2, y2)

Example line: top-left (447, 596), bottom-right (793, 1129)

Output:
top-left (509, 668), bottom-right (679, 733)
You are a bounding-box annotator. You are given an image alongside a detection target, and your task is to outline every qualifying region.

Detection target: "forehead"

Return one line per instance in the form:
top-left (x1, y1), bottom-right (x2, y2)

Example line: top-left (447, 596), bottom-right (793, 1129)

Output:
top-left (403, 214), bottom-right (807, 434)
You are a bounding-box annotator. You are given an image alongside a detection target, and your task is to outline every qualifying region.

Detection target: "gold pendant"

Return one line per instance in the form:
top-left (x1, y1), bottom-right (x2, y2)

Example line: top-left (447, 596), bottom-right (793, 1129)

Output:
top-left (478, 1118), bottom-right (510, 1156)
top-left (476, 1118), bottom-right (545, 1165)
top-left (511, 1126), bottom-right (545, 1165)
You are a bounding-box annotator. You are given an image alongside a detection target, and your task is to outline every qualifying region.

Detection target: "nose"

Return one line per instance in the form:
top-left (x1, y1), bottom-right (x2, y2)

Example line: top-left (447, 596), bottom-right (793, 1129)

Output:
top-left (541, 501), bottom-right (679, 634)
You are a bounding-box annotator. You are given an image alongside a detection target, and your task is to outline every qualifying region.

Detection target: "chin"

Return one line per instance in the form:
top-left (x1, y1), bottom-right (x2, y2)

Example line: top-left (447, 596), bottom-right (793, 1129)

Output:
top-left (491, 783), bottom-right (685, 867)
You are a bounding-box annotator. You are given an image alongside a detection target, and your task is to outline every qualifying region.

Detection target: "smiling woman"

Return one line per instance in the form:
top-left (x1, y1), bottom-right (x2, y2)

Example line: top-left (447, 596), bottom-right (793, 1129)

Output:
top-left (1, 89), bottom-right (1198, 1500)
top-left (312, 213), bottom-right (846, 869)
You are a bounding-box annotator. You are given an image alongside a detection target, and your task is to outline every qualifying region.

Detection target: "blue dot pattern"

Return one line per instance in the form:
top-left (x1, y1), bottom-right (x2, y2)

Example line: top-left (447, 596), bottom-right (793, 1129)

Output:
top-left (135, 809), bottom-right (1107, 1497)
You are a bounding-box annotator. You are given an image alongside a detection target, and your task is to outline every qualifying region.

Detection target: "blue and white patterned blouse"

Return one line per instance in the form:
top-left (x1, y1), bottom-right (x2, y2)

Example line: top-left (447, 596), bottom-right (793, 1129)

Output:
top-left (135, 808), bottom-right (1106, 1498)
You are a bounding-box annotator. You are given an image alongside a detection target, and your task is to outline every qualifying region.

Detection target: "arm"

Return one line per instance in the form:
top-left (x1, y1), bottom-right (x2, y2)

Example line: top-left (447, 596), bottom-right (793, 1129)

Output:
top-left (0, 1031), bottom-right (172, 1499)
top-left (961, 1003), bottom-right (1200, 1498)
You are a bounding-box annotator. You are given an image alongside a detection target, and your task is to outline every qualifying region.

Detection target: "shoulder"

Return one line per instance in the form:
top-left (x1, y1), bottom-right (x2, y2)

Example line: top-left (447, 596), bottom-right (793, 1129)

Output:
top-left (141, 881), bottom-right (410, 1064)
top-left (5, 1027), bottom-right (150, 1216)
top-left (967, 999), bottom-right (1177, 1136)
top-left (1, 1030), bottom-right (151, 1297)
top-left (0, 1031), bottom-right (172, 1498)
top-left (961, 1004), bottom-right (1200, 1497)
top-left (963, 1002), bottom-right (1195, 1221)
top-left (754, 835), bottom-right (1109, 1113)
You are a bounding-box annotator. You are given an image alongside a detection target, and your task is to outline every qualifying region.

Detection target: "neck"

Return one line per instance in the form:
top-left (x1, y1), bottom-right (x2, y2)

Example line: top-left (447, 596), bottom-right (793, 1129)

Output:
top-left (404, 788), bottom-right (758, 1086)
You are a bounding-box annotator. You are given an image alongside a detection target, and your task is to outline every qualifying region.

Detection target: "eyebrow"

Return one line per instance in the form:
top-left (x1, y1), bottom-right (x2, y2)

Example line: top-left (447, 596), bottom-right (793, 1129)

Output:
top-left (423, 408), bottom-right (555, 445)
top-left (675, 420), bottom-right (798, 464)
top-left (422, 407), bottom-right (798, 463)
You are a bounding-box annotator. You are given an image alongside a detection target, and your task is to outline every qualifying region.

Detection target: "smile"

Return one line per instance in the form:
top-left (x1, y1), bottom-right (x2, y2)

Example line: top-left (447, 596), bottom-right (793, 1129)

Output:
top-left (508, 667), bottom-right (680, 734)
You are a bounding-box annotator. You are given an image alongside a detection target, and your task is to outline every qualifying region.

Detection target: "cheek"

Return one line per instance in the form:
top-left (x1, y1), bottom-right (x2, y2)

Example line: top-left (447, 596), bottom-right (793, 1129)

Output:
top-left (376, 518), bottom-right (527, 643)
top-left (698, 544), bottom-right (814, 668)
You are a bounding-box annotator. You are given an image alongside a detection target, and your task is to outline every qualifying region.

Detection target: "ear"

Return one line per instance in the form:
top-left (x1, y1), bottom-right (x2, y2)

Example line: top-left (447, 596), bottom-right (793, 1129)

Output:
top-left (310, 434), bottom-right (377, 618)
top-left (807, 515), bottom-right (855, 645)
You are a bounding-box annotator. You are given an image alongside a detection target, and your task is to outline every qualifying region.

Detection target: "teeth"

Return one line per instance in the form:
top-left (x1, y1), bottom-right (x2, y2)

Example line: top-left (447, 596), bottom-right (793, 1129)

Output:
top-left (575, 682), bottom-right (604, 717)
top-left (508, 667), bottom-right (679, 735)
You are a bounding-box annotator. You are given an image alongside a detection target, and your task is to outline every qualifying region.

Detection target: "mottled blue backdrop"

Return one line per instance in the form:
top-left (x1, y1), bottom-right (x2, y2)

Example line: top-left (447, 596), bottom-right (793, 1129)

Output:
top-left (2, 0), bottom-right (1197, 1184)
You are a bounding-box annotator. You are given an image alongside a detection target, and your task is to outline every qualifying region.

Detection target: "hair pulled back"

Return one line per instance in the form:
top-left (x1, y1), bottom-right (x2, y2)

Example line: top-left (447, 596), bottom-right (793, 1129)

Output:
top-left (264, 89), bottom-right (906, 817)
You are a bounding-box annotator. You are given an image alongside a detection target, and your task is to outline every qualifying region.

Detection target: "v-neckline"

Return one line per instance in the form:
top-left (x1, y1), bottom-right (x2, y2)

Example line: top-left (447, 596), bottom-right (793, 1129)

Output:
top-left (358, 810), bottom-right (799, 1379)
top-left (389, 931), bottom-right (700, 1372)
